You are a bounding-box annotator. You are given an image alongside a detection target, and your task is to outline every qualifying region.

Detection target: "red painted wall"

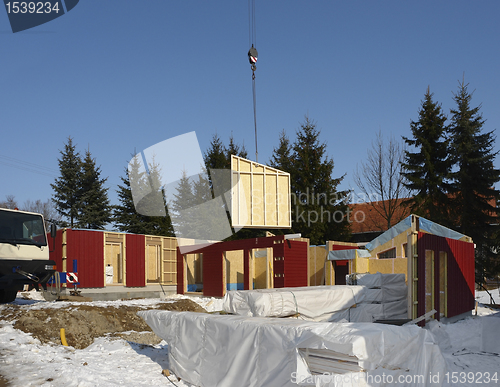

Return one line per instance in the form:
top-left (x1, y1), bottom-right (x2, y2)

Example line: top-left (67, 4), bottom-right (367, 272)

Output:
top-left (202, 250), bottom-right (224, 297)
top-left (417, 232), bottom-right (475, 320)
top-left (283, 240), bottom-right (308, 287)
top-left (273, 242), bottom-right (285, 288)
top-left (125, 234), bottom-right (146, 287)
top-left (49, 229), bottom-right (64, 272)
top-left (66, 229), bottom-right (104, 288)
top-left (176, 248), bottom-right (184, 294)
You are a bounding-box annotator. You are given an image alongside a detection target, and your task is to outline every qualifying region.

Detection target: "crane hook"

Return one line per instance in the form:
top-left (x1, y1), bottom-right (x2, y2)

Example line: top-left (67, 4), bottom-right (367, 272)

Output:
top-left (248, 45), bottom-right (258, 69)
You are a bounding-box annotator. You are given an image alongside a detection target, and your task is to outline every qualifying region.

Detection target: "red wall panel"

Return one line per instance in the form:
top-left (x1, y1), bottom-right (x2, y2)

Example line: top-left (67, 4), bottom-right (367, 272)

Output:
top-left (417, 232), bottom-right (475, 320)
top-left (447, 237), bottom-right (475, 317)
top-left (283, 240), bottom-right (308, 288)
top-left (67, 229), bottom-right (104, 288)
top-left (202, 250), bottom-right (224, 297)
top-left (176, 248), bottom-right (184, 294)
top-left (48, 229), bottom-right (64, 272)
top-left (273, 242), bottom-right (285, 288)
top-left (125, 234), bottom-right (146, 287)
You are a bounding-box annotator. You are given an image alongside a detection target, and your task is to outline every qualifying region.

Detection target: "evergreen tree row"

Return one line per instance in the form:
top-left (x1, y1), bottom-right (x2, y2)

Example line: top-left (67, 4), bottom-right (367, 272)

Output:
top-left (402, 80), bottom-right (500, 284)
top-left (51, 137), bottom-right (112, 229)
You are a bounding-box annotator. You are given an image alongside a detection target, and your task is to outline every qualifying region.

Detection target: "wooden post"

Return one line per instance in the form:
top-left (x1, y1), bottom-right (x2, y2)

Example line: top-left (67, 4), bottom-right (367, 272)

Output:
top-left (222, 251), bottom-right (227, 296)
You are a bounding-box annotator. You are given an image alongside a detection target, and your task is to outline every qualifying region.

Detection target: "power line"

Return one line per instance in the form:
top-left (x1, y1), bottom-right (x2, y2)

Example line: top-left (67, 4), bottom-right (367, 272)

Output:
top-left (0, 155), bottom-right (58, 178)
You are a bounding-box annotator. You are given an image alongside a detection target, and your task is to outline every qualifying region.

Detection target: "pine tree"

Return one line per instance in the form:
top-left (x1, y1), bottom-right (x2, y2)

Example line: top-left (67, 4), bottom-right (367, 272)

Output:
top-left (114, 154), bottom-right (174, 236)
top-left (289, 117), bottom-right (350, 244)
top-left (448, 80), bottom-right (500, 284)
top-left (268, 129), bottom-right (292, 172)
top-left (226, 133), bottom-right (248, 164)
top-left (77, 149), bottom-right (112, 229)
top-left (204, 133), bottom-right (228, 170)
top-left (51, 137), bottom-right (82, 227)
top-left (169, 170), bottom-right (197, 238)
top-left (402, 88), bottom-right (451, 225)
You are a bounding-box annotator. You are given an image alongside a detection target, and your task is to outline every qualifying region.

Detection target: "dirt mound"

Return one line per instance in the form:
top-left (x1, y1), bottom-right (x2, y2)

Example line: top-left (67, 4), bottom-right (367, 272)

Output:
top-left (1, 299), bottom-right (206, 349)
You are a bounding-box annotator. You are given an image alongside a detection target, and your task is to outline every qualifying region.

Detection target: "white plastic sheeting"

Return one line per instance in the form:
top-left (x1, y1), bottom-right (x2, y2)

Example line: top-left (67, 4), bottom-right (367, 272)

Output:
top-left (328, 299), bottom-right (408, 323)
top-left (222, 286), bottom-right (367, 320)
top-left (349, 272), bottom-right (404, 287)
top-left (223, 277), bottom-right (408, 322)
top-left (138, 310), bottom-right (446, 387)
top-left (327, 249), bottom-right (371, 261)
top-left (350, 273), bottom-right (408, 303)
top-left (365, 215), bottom-right (465, 251)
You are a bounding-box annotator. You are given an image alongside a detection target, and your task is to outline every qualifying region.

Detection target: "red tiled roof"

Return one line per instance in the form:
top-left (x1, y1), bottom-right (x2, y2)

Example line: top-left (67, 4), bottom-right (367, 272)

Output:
top-left (349, 199), bottom-right (411, 234)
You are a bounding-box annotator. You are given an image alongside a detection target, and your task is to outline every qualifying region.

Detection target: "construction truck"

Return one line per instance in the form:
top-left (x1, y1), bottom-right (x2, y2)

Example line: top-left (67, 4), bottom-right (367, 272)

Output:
top-left (0, 208), bottom-right (57, 303)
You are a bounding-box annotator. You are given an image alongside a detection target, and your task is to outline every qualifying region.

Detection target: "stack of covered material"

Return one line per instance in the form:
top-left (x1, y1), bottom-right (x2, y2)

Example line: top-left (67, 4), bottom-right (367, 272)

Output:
top-left (139, 310), bottom-right (446, 387)
top-left (222, 274), bottom-right (408, 322)
top-left (222, 285), bottom-right (367, 321)
top-left (330, 272), bottom-right (408, 322)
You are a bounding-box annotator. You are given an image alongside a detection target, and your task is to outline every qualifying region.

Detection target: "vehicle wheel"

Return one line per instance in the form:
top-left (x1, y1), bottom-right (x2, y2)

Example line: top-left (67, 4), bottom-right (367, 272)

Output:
top-left (0, 289), bottom-right (18, 303)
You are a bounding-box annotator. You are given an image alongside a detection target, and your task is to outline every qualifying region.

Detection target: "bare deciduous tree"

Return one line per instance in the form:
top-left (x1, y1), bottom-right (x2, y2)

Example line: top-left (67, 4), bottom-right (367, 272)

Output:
top-left (0, 195), bottom-right (18, 210)
top-left (354, 130), bottom-right (410, 230)
top-left (22, 199), bottom-right (62, 224)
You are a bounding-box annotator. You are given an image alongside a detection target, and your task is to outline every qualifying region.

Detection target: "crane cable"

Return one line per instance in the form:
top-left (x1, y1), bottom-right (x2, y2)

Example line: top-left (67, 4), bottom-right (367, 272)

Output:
top-left (248, 0), bottom-right (258, 162)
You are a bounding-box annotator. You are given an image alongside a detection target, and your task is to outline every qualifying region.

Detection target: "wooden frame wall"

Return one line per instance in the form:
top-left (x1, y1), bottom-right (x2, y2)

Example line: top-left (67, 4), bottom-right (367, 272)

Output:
top-left (231, 155), bottom-right (291, 229)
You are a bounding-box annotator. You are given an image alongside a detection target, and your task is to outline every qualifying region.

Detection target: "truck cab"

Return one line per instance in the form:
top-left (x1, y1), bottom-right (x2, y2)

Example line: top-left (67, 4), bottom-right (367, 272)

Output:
top-left (0, 208), bottom-right (57, 303)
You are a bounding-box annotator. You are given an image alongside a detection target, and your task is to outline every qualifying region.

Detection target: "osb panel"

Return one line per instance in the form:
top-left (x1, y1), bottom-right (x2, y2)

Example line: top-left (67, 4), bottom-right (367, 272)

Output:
top-left (265, 174), bottom-right (278, 226)
top-left (225, 250), bottom-right (244, 284)
top-left (308, 246), bottom-right (327, 286)
top-left (394, 258), bottom-right (408, 279)
top-left (241, 174), bottom-right (252, 225)
top-left (252, 174), bottom-right (264, 225)
top-left (105, 232), bottom-right (125, 244)
top-left (369, 228), bottom-right (411, 258)
top-left (253, 164), bottom-right (265, 173)
top-left (325, 261), bottom-right (333, 285)
top-left (355, 257), bottom-right (369, 273)
top-left (235, 157), bottom-right (252, 172)
top-left (186, 253), bottom-right (198, 286)
top-left (145, 236), bottom-right (162, 246)
top-left (162, 237), bottom-right (177, 250)
top-left (254, 256), bottom-right (267, 289)
top-left (368, 258), bottom-right (394, 274)
top-left (277, 175), bottom-right (290, 226)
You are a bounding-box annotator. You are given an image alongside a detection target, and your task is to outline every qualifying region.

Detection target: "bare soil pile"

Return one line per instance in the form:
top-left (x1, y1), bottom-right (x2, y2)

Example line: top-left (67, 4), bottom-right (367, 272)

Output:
top-left (1, 298), bottom-right (206, 349)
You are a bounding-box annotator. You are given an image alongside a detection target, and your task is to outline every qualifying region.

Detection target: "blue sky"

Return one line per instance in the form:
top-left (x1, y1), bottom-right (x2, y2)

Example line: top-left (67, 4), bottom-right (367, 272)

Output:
top-left (1, 0), bottom-right (500, 209)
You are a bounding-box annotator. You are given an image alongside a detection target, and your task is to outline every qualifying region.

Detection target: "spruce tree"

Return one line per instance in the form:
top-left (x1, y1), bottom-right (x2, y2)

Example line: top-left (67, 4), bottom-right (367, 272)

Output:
top-left (448, 80), bottom-right (500, 284)
top-left (51, 137), bottom-right (82, 227)
top-left (402, 88), bottom-right (451, 225)
top-left (77, 149), bottom-right (112, 229)
top-left (226, 133), bottom-right (248, 164)
top-left (170, 170), bottom-right (196, 238)
top-left (204, 133), bottom-right (228, 170)
top-left (268, 129), bottom-right (292, 172)
top-left (289, 117), bottom-right (350, 244)
top-left (114, 154), bottom-right (174, 236)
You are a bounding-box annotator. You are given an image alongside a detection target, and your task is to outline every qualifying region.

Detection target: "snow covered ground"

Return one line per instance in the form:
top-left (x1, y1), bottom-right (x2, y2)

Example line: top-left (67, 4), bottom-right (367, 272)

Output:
top-left (0, 291), bottom-right (499, 387)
